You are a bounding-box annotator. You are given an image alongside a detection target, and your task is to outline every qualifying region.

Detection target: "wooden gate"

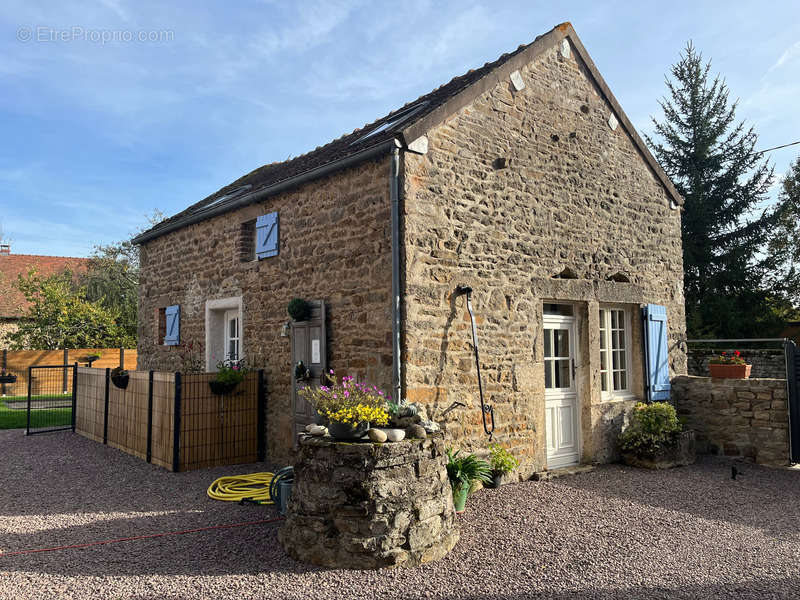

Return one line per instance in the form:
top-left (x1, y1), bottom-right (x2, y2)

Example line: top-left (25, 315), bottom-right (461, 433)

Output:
top-left (786, 340), bottom-right (800, 463)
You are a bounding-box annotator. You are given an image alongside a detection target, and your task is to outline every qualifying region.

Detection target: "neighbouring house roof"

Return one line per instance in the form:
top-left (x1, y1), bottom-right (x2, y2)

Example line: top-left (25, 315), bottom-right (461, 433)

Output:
top-left (0, 253), bottom-right (89, 319)
top-left (134, 22), bottom-right (683, 245)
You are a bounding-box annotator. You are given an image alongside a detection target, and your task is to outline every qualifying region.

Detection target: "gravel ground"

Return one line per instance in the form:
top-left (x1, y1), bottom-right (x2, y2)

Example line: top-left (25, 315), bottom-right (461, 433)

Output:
top-left (2, 430), bottom-right (800, 599)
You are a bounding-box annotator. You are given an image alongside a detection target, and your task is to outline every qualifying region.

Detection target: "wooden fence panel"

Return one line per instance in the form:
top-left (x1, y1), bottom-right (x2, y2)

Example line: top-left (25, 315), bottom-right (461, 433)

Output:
top-left (75, 367), bottom-right (106, 443)
top-left (150, 372), bottom-right (175, 471)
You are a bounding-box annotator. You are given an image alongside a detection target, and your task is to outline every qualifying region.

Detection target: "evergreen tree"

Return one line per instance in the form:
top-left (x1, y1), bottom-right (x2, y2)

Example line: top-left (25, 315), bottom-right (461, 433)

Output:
top-left (646, 43), bottom-right (779, 338)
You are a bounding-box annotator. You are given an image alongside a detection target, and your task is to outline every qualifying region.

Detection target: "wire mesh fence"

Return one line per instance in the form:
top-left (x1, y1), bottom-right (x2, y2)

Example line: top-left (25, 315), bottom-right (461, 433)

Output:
top-left (26, 365), bottom-right (75, 435)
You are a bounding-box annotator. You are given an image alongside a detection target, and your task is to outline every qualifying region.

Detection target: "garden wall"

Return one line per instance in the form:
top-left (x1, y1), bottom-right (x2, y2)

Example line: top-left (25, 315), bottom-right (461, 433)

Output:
top-left (687, 349), bottom-right (786, 379)
top-left (672, 375), bottom-right (789, 466)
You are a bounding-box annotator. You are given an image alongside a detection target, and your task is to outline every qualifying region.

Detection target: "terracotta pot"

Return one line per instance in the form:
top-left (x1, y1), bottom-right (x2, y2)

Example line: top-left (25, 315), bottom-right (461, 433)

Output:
top-left (708, 363), bottom-right (752, 379)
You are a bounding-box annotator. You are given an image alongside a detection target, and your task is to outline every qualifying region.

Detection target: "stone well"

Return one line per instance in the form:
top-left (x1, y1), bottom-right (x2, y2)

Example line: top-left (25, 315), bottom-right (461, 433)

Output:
top-left (278, 432), bottom-right (458, 569)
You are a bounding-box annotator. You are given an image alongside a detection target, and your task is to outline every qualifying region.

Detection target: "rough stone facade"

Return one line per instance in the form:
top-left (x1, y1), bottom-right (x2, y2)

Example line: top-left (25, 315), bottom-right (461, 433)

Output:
top-left (402, 41), bottom-right (686, 476)
top-left (137, 159), bottom-right (394, 464)
top-left (278, 434), bottom-right (458, 568)
top-left (672, 375), bottom-right (789, 466)
top-left (687, 349), bottom-right (787, 380)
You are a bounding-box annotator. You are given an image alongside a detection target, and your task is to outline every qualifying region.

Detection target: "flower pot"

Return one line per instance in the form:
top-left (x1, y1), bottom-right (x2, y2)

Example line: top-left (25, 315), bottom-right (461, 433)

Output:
top-left (0, 374), bottom-right (17, 384)
top-left (327, 421), bottom-right (369, 441)
top-left (209, 380), bottom-right (239, 395)
top-left (111, 374), bottom-right (129, 390)
top-left (489, 472), bottom-right (505, 489)
top-left (708, 363), bottom-right (752, 379)
top-left (452, 483), bottom-right (469, 513)
top-left (622, 430), bottom-right (697, 469)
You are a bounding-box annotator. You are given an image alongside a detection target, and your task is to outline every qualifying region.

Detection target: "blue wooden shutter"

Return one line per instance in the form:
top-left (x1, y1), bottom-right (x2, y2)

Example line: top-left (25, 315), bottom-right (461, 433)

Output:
top-left (643, 304), bottom-right (670, 402)
top-left (164, 305), bottom-right (180, 346)
top-left (256, 212), bottom-right (279, 259)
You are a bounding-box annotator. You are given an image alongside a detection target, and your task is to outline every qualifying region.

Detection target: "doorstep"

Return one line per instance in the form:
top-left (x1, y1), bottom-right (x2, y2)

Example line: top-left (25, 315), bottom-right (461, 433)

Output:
top-left (532, 464), bottom-right (594, 481)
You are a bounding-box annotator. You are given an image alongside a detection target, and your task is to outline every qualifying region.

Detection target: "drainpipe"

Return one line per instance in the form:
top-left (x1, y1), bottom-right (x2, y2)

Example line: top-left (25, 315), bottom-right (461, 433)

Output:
top-left (390, 144), bottom-right (402, 403)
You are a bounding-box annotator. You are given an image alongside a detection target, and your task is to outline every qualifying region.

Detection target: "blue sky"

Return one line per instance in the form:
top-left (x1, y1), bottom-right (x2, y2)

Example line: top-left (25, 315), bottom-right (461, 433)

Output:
top-left (1, 1), bottom-right (798, 257)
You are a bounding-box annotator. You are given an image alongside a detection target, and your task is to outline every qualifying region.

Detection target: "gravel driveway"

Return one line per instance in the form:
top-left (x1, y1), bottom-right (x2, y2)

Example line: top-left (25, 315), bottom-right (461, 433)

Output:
top-left (2, 429), bottom-right (800, 599)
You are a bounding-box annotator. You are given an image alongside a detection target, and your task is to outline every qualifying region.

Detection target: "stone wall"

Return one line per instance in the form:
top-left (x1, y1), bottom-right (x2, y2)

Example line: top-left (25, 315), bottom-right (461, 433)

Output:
top-left (137, 158), bottom-right (394, 464)
top-left (402, 39), bottom-right (686, 476)
top-left (687, 349), bottom-right (786, 379)
top-left (278, 433), bottom-right (458, 569)
top-left (672, 375), bottom-right (789, 466)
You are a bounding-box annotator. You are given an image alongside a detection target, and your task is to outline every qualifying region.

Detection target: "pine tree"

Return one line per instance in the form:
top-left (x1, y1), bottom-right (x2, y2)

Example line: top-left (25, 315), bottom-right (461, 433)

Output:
top-left (646, 43), bottom-right (778, 338)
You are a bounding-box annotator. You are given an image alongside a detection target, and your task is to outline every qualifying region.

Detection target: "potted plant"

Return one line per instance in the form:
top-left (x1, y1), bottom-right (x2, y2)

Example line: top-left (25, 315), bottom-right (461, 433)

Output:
top-left (619, 402), bottom-right (695, 469)
top-left (287, 298), bottom-right (311, 322)
top-left (487, 443), bottom-right (519, 488)
top-left (298, 370), bottom-right (389, 440)
top-left (110, 366), bottom-right (129, 390)
top-left (446, 448), bottom-right (491, 513)
top-left (209, 359), bottom-right (248, 395)
top-left (708, 350), bottom-right (752, 379)
top-left (0, 372), bottom-right (17, 384)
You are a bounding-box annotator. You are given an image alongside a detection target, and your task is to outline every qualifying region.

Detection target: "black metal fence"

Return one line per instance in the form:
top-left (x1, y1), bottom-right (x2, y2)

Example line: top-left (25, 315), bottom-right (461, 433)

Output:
top-left (26, 364), bottom-right (76, 435)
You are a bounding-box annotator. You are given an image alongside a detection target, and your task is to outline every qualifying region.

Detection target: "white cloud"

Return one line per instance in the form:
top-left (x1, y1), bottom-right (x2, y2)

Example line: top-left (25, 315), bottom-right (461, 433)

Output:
top-left (767, 40), bottom-right (800, 74)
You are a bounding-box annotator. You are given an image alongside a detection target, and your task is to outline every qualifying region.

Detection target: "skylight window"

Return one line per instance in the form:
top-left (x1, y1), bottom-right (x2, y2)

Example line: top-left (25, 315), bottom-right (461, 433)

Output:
top-left (195, 185), bottom-right (252, 213)
top-left (350, 102), bottom-right (428, 146)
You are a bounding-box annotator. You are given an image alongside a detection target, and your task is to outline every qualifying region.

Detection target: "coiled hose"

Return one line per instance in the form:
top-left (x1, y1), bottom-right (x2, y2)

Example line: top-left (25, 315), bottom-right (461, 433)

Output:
top-left (207, 467), bottom-right (294, 506)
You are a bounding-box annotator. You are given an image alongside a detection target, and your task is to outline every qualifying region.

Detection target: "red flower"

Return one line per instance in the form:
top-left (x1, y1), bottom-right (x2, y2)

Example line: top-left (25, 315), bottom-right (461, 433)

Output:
top-left (734, 350), bottom-right (741, 356)
top-left (721, 351), bottom-right (726, 355)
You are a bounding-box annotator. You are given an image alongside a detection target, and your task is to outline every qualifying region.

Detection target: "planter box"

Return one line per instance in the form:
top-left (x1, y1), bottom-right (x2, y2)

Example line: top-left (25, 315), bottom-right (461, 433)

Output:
top-left (622, 430), bottom-right (696, 469)
top-left (0, 374), bottom-right (17, 384)
top-left (708, 363), bottom-right (752, 379)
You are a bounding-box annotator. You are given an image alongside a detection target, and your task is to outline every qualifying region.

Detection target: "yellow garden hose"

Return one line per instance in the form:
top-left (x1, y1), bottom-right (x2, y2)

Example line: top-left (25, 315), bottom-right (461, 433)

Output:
top-left (207, 472), bottom-right (275, 504)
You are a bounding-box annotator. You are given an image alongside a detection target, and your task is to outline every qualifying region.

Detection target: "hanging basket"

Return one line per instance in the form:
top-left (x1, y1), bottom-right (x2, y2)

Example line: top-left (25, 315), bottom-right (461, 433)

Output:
top-left (111, 374), bottom-right (129, 390)
top-left (0, 374), bottom-right (17, 384)
top-left (209, 380), bottom-right (239, 396)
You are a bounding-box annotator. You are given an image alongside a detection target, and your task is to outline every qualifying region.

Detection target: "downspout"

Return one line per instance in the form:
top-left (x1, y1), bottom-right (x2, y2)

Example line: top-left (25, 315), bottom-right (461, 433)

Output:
top-left (390, 144), bottom-right (402, 403)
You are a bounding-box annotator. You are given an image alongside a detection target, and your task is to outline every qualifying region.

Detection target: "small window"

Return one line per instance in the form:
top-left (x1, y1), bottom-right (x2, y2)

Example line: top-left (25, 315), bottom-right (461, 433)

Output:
top-left (599, 308), bottom-right (629, 395)
top-left (239, 219), bottom-right (256, 262)
top-left (224, 309), bottom-right (240, 362)
top-left (155, 308), bottom-right (166, 346)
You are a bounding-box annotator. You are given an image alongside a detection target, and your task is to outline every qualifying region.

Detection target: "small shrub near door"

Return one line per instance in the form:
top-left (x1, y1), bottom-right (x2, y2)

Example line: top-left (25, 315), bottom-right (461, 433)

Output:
top-left (619, 402), bottom-right (695, 469)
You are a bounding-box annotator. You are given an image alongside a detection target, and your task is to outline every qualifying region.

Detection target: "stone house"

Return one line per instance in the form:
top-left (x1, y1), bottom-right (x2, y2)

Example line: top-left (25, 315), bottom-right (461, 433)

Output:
top-left (0, 245), bottom-right (89, 347)
top-left (134, 23), bottom-right (686, 476)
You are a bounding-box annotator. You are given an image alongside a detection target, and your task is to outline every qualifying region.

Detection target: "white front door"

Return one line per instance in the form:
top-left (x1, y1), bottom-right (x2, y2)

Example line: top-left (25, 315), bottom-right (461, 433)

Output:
top-left (544, 315), bottom-right (580, 468)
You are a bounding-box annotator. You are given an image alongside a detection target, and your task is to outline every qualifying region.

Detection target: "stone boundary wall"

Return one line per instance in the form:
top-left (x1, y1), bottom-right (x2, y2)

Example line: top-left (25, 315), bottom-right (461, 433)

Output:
top-left (672, 375), bottom-right (789, 466)
top-left (687, 349), bottom-right (786, 379)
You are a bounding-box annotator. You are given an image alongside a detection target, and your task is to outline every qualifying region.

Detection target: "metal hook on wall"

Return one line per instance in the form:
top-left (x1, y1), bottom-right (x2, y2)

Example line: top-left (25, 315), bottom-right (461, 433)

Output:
top-left (454, 285), bottom-right (495, 442)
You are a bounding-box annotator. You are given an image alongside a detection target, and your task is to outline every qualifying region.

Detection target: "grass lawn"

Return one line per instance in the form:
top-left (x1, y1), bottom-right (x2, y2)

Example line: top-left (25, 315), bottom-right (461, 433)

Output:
top-left (0, 395), bottom-right (72, 430)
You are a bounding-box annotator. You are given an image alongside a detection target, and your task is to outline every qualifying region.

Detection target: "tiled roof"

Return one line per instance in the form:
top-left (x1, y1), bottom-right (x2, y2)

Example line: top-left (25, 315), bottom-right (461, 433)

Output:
top-left (0, 254), bottom-right (89, 318)
top-left (136, 22), bottom-right (682, 244)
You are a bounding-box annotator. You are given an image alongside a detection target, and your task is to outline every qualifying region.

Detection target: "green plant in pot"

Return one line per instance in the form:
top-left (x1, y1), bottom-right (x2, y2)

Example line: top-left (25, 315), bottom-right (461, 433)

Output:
top-left (209, 359), bottom-right (248, 395)
top-left (287, 298), bottom-right (311, 322)
top-left (446, 448), bottom-right (491, 513)
top-left (298, 370), bottom-right (389, 440)
top-left (488, 443), bottom-right (519, 488)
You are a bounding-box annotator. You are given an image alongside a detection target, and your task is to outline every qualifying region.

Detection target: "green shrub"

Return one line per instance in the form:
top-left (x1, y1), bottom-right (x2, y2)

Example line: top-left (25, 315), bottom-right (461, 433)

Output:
top-left (489, 443), bottom-right (519, 475)
top-left (618, 402), bottom-right (682, 458)
top-left (287, 298), bottom-right (311, 321)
